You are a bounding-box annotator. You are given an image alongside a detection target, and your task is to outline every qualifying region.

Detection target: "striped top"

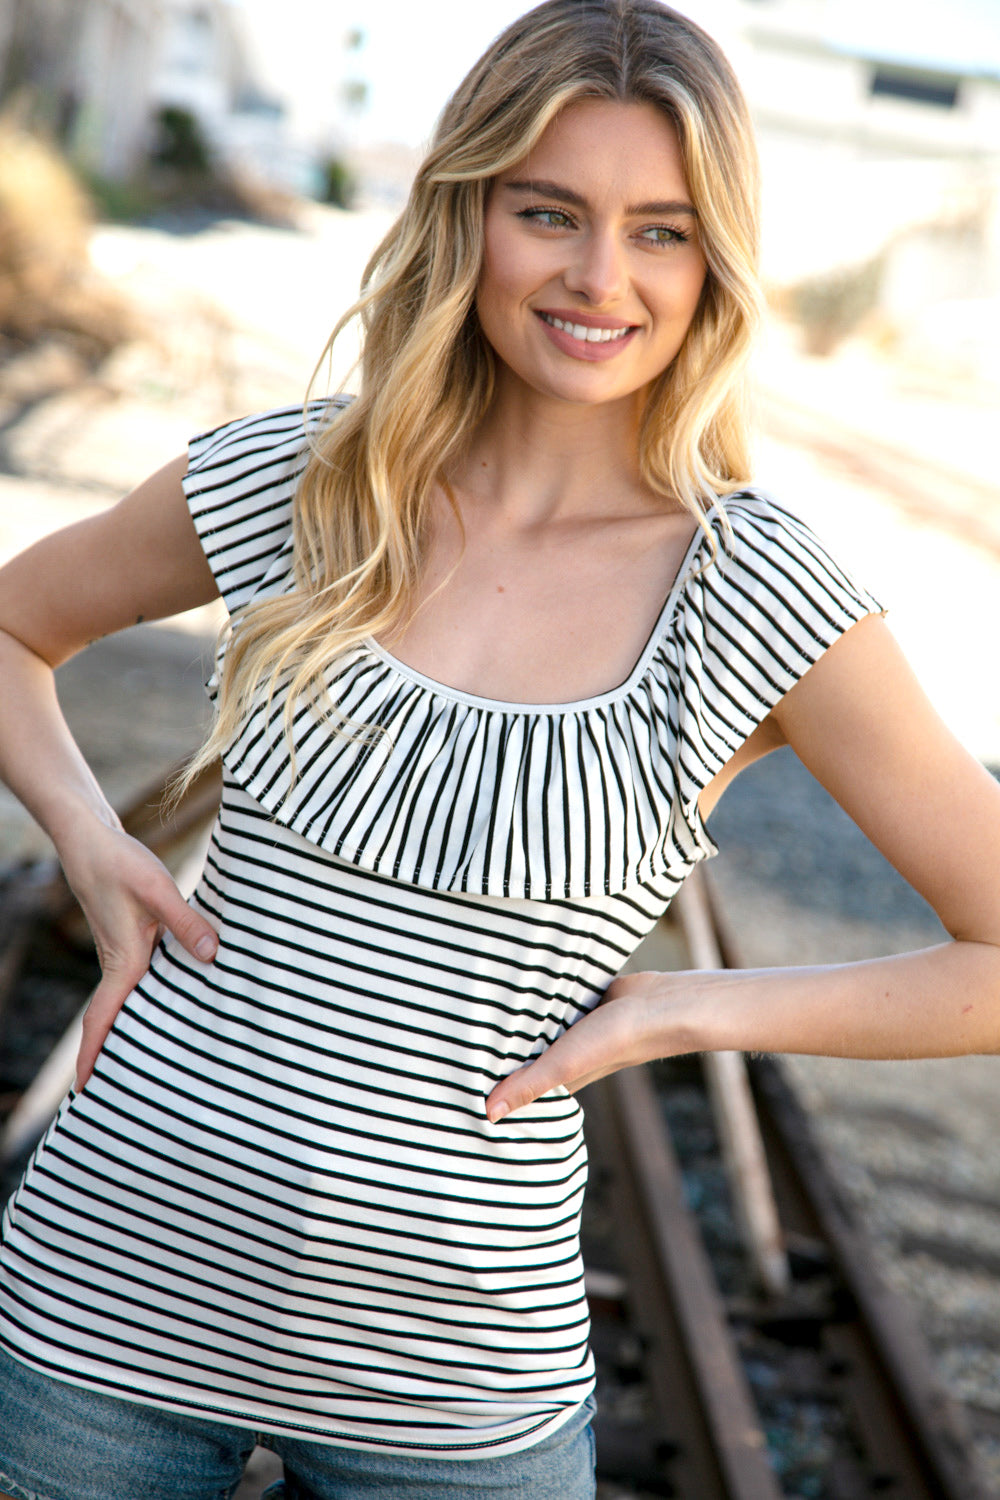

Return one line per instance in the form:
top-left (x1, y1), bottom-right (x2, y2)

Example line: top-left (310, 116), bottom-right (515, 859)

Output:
top-left (0, 404), bottom-right (883, 1457)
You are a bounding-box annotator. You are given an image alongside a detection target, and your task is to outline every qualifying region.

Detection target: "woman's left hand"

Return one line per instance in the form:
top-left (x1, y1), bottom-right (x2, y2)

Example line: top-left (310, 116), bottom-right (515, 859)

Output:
top-left (485, 971), bottom-right (678, 1122)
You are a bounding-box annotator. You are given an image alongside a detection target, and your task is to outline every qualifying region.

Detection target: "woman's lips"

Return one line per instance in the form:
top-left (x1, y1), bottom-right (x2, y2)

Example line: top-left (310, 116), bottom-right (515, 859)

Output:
top-left (535, 310), bottom-right (639, 361)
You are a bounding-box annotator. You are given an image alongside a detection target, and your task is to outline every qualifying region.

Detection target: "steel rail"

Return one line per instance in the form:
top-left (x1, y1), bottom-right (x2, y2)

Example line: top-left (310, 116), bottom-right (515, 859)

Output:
top-left (749, 1053), bottom-right (990, 1500)
top-left (693, 875), bottom-right (989, 1499)
top-left (585, 1067), bottom-right (784, 1499)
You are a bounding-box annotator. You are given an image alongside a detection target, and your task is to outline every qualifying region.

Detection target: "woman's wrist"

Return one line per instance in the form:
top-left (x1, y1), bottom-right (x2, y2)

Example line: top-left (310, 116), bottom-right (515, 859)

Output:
top-left (634, 964), bottom-right (794, 1059)
top-left (628, 966), bottom-right (731, 1060)
top-left (47, 791), bottom-right (123, 864)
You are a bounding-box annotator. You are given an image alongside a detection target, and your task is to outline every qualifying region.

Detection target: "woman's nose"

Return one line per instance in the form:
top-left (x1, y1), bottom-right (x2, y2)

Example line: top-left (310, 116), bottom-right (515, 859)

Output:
top-left (562, 229), bottom-right (628, 305)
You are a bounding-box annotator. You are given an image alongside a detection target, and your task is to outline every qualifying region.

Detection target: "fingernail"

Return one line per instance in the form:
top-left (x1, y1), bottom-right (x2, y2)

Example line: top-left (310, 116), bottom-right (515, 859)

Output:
top-left (195, 935), bottom-right (217, 960)
top-left (488, 1102), bottom-right (510, 1123)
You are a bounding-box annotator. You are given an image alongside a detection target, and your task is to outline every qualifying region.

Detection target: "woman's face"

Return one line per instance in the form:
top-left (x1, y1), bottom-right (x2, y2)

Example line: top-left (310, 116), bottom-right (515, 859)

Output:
top-left (476, 98), bottom-right (708, 413)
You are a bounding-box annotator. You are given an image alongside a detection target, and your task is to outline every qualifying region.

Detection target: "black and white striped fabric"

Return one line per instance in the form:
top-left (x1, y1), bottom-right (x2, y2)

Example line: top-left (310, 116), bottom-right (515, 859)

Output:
top-left (0, 405), bottom-right (883, 1456)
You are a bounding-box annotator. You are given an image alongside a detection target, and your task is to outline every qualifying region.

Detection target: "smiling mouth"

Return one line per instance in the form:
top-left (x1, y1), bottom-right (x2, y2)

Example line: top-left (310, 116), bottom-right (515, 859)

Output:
top-left (538, 313), bottom-right (635, 344)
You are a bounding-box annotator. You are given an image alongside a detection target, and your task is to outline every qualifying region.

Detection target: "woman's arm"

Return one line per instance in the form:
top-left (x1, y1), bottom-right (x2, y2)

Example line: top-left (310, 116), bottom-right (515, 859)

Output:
top-left (485, 615), bottom-right (1000, 1120)
top-left (0, 456), bottom-right (223, 1086)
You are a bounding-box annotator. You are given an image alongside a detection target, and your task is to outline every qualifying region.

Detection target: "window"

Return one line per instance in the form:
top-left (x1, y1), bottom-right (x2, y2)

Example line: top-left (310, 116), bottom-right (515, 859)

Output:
top-left (869, 65), bottom-right (961, 109)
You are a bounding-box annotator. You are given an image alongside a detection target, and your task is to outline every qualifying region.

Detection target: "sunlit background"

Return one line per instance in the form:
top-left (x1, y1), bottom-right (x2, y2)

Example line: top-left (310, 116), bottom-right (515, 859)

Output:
top-left (2, 0), bottom-right (998, 369)
top-left (0, 0), bottom-right (998, 784)
top-left (3, 14), bottom-right (1000, 1483)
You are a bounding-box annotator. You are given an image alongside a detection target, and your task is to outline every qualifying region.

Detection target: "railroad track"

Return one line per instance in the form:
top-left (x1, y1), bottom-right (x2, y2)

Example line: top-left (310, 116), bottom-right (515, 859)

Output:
top-left (583, 887), bottom-right (992, 1499)
top-left (0, 767), bottom-right (993, 1499)
top-left (583, 1052), bottom-right (991, 1498)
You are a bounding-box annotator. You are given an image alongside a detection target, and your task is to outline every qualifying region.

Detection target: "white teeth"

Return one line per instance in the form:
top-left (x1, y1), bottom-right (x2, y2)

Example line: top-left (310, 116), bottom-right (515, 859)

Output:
top-left (542, 314), bottom-right (631, 344)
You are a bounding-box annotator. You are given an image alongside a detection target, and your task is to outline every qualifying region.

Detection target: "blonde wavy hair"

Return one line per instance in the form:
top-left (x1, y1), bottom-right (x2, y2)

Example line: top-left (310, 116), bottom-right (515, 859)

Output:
top-left (186, 0), bottom-right (762, 781)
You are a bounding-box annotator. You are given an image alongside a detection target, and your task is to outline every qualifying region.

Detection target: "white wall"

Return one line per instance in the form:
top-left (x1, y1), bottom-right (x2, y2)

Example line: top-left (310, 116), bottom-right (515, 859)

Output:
top-left (73, 1), bottom-right (168, 179)
top-left (0, 0), bottom-right (167, 179)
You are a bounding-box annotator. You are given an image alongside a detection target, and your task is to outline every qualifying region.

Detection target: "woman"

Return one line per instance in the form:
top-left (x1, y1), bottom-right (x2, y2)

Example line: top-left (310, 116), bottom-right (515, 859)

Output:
top-left (1, 1), bottom-right (998, 1496)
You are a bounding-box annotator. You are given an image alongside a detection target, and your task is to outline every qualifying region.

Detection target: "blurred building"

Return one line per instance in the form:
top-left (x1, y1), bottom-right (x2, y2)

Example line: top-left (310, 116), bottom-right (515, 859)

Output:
top-left (156, 0), bottom-right (247, 127)
top-left (730, 0), bottom-right (1000, 377)
top-left (0, 0), bottom-right (167, 178)
top-left (0, 0), bottom-right (302, 191)
top-left (154, 0), bottom-right (304, 191)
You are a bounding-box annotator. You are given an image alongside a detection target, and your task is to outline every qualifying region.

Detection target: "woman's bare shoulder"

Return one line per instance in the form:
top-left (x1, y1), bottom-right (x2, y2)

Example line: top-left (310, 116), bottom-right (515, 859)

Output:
top-left (0, 455), bottom-right (219, 668)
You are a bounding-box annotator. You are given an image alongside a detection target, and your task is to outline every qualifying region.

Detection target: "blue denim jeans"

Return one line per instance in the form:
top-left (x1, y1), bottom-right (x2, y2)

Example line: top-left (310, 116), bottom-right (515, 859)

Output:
top-left (0, 1348), bottom-right (596, 1500)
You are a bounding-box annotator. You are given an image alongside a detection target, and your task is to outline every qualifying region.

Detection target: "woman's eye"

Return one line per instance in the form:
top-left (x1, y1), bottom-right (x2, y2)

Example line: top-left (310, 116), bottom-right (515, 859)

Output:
top-left (517, 207), bottom-right (575, 229)
top-left (640, 224), bottom-right (690, 247)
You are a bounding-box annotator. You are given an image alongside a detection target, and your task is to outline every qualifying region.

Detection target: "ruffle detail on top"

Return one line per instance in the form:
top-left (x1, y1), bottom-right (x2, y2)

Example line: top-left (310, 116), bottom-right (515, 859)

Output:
top-left (183, 406), bottom-right (885, 901)
top-left (220, 637), bottom-right (718, 899)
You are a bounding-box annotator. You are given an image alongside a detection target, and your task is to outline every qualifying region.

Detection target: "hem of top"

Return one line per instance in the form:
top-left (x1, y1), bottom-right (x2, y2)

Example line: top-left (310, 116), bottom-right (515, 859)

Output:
top-left (311, 823), bottom-right (718, 897)
top-left (363, 521), bottom-right (713, 717)
top-left (217, 762), bottom-right (720, 897)
top-left (677, 601), bottom-right (886, 866)
top-left (0, 1346), bottom-right (592, 1460)
top-left (688, 799), bottom-right (721, 861)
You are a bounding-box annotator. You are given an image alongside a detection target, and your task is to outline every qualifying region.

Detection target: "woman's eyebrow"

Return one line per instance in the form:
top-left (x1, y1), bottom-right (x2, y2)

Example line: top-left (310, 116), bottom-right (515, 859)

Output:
top-left (501, 178), bottom-right (698, 217)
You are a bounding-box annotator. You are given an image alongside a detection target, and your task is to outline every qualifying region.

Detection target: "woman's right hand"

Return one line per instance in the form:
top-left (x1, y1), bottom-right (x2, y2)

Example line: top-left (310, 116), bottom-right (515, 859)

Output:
top-left (57, 819), bottom-right (219, 1090)
top-left (0, 454), bottom-right (223, 1090)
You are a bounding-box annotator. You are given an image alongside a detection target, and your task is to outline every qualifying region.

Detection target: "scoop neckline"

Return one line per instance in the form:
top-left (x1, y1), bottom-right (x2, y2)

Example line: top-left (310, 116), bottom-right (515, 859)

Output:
top-left (364, 521), bottom-right (711, 716)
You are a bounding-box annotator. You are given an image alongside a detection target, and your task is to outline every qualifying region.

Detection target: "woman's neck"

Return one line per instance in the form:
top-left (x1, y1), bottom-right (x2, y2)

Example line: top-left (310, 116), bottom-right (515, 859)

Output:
top-left (452, 381), bottom-right (654, 524)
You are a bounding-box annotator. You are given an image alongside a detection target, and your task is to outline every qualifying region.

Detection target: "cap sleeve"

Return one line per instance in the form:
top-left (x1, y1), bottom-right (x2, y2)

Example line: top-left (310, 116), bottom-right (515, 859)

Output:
top-left (182, 401), bottom-right (342, 616)
top-left (673, 491), bottom-right (886, 793)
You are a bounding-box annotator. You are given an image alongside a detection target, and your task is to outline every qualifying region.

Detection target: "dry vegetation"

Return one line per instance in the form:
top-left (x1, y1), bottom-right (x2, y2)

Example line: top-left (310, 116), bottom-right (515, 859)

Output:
top-left (0, 116), bottom-right (133, 369)
top-left (769, 255), bottom-right (886, 357)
